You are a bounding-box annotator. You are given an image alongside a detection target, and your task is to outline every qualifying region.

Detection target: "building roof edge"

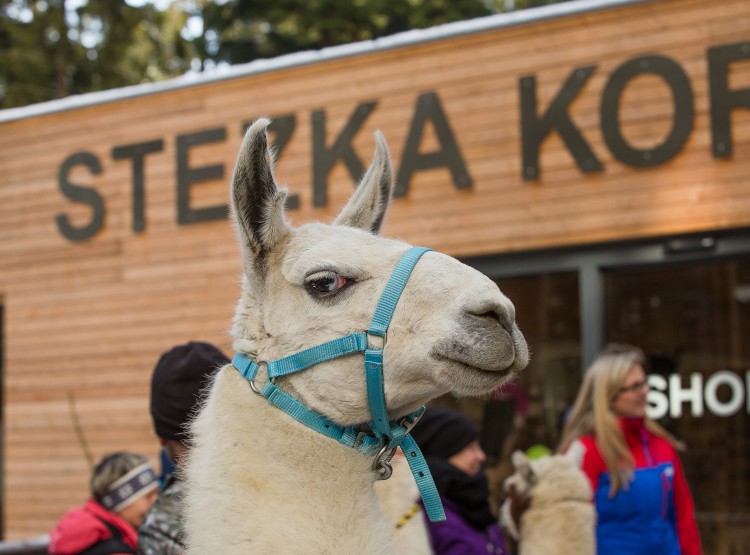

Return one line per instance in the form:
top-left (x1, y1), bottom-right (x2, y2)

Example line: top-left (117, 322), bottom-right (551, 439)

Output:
top-left (0, 0), bottom-right (650, 124)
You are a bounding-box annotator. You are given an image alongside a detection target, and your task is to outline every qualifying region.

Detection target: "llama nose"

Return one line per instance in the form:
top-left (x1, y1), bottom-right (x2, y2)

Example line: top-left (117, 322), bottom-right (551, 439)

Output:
top-left (469, 301), bottom-right (515, 334)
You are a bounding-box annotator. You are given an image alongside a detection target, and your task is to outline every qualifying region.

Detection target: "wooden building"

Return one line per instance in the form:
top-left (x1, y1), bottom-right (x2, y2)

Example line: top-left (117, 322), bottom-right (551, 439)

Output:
top-left (1, 0), bottom-right (748, 550)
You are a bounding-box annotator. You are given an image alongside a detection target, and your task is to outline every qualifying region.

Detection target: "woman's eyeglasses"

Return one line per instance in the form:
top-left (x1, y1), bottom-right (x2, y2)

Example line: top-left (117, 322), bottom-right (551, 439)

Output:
top-left (619, 380), bottom-right (649, 394)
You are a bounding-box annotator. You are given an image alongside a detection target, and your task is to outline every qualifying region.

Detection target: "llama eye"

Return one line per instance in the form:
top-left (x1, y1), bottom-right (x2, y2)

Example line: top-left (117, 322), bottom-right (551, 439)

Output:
top-left (305, 273), bottom-right (351, 295)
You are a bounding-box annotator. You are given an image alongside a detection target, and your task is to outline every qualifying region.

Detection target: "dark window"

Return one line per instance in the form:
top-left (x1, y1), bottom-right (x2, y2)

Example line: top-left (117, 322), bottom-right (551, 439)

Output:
top-left (605, 259), bottom-right (750, 552)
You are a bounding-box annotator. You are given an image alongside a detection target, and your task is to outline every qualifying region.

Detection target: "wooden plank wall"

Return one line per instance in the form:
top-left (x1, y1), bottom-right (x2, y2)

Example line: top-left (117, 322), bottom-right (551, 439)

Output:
top-left (0, 0), bottom-right (748, 539)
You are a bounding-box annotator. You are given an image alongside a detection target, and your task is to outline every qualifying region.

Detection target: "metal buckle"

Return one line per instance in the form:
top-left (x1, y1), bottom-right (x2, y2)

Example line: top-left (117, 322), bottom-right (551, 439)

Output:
top-left (370, 409), bottom-right (425, 480)
top-left (398, 408), bottom-right (425, 434)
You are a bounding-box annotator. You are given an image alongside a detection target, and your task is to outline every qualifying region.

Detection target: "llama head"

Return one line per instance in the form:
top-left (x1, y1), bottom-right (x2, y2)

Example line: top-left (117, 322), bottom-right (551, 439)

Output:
top-left (506, 449), bottom-right (592, 505)
top-left (230, 118), bottom-right (529, 426)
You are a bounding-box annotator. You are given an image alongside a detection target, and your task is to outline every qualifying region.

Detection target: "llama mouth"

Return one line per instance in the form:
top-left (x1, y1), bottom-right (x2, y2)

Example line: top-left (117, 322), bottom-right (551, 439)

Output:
top-left (431, 323), bottom-right (528, 376)
top-left (437, 357), bottom-right (517, 397)
top-left (430, 335), bottom-right (523, 373)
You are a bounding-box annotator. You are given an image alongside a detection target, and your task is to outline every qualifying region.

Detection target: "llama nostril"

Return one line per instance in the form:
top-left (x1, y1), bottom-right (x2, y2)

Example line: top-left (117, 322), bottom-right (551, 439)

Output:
top-left (477, 311), bottom-right (500, 324)
top-left (473, 309), bottom-right (511, 332)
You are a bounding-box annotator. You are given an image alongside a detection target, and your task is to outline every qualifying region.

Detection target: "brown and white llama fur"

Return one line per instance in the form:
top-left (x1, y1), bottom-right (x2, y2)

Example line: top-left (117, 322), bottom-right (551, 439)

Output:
top-left (501, 445), bottom-right (596, 555)
top-left (184, 118), bottom-right (529, 554)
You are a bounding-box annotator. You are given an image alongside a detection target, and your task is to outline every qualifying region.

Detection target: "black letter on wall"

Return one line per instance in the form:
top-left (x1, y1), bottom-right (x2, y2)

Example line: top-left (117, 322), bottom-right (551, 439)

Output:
top-left (601, 55), bottom-right (693, 167)
top-left (56, 152), bottom-right (105, 241)
top-left (395, 91), bottom-right (472, 197)
top-left (312, 101), bottom-right (377, 207)
top-left (708, 41), bottom-right (750, 158)
top-left (111, 140), bottom-right (164, 232)
top-left (176, 128), bottom-right (228, 225)
top-left (519, 66), bottom-right (602, 180)
top-left (242, 114), bottom-right (300, 210)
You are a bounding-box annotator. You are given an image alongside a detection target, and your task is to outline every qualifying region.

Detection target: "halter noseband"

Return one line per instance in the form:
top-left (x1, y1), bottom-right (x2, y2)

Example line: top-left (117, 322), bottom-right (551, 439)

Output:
top-left (232, 246), bottom-right (445, 522)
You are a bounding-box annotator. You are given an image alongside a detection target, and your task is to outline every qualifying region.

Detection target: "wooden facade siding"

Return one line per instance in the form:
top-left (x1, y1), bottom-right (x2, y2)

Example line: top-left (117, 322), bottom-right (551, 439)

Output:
top-left (1, 0), bottom-right (749, 538)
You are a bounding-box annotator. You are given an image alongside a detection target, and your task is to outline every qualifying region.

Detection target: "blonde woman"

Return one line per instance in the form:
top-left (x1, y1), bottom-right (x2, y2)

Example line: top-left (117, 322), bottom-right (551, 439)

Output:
top-left (558, 344), bottom-right (702, 555)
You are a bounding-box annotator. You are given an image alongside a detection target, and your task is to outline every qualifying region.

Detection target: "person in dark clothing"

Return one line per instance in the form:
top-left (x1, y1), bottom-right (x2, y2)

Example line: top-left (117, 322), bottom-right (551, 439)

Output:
top-left (409, 407), bottom-right (507, 555)
top-left (49, 452), bottom-right (159, 555)
top-left (138, 341), bottom-right (229, 555)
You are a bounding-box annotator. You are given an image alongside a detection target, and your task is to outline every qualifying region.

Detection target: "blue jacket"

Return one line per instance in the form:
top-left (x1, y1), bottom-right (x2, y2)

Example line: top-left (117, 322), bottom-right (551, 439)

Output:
top-left (573, 418), bottom-right (701, 555)
top-left (595, 462), bottom-right (680, 554)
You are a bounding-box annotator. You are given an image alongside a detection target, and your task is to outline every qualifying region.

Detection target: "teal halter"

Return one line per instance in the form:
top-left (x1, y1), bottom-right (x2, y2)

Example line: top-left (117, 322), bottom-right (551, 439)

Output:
top-left (232, 246), bottom-right (445, 522)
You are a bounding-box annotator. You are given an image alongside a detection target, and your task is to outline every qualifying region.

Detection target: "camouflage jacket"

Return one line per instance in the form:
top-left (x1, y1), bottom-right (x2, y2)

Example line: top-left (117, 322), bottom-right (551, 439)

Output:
top-left (138, 476), bottom-right (186, 555)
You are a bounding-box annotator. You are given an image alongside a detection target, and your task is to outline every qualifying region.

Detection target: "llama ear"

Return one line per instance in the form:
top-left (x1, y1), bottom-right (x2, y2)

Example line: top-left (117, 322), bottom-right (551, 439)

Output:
top-left (333, 130), bottom-right (393, 234)
top-left (512, 450), bottom-right (532, 478)
top-left (231, 118), bottom-right (291, 259)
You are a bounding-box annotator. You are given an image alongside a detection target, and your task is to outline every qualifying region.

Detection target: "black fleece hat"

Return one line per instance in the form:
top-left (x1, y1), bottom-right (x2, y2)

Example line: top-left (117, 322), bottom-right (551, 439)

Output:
top-left (409, 407), bottom-right (479, 460)
top-left (150, 341), bottom-right (229, 441)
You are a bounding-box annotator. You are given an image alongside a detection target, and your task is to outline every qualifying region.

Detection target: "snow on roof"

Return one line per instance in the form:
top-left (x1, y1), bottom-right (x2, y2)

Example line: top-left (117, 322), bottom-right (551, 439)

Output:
top-left (0, 0), bottom-right (647, 124)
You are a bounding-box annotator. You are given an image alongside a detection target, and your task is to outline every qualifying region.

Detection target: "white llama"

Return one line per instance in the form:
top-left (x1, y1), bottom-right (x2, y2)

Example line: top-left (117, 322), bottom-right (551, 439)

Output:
top-left (184, 118), bottom-right (529, 554)
top-left (500, 446), bottom-right (596, 555)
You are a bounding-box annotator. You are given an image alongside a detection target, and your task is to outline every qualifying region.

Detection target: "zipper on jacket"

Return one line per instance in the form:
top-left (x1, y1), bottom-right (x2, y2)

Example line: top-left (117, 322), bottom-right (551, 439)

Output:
top-left (661, 466), bottom-right (675, 520)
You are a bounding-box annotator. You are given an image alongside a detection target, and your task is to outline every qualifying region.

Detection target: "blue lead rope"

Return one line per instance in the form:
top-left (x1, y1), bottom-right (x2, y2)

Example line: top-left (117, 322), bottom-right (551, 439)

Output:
top-left (231, 246), bottom-right (445, 522)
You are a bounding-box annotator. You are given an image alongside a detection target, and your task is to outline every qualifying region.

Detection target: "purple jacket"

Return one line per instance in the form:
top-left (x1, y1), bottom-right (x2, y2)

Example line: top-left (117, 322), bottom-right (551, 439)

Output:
top-left (424, 495), bottom-right (507, 555)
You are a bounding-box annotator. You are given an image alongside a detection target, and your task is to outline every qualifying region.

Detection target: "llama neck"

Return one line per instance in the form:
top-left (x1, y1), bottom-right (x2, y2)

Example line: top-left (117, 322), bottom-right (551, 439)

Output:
top-left (186, 367), bottom-right (396, 554)
top-left (230, 276), bottom-right (265, 356)
top-left (207, 367), bottom-right (379, 486)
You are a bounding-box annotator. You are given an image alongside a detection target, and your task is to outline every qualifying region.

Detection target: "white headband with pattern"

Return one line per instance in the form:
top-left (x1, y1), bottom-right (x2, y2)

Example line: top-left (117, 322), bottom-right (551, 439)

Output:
top-left (99, 463), bottom-right (158, 512)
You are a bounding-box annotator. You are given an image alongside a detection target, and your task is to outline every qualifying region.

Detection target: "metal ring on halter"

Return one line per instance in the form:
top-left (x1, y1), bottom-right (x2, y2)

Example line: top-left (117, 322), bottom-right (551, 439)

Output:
top-left (248, 361), bottom-right (270, 396)
top-left (366, 331), bottom-right (388, 350)
top-left (375, 459), bottom-right (393, 480)
top-left (373, 443), bottom-right (398, 480)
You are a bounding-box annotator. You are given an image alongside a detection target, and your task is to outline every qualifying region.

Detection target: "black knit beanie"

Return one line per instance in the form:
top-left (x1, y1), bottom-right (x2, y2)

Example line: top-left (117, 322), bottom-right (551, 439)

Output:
top-left (409, 407), bottom-right (479, 460)
top-left (150, 341), bottom-right (229, 441)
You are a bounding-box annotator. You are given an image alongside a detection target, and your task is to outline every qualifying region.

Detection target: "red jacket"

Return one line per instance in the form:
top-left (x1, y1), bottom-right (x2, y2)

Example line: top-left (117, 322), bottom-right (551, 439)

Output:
top-left (574, 418), bottom-right (702, 555)
top-left (48, 499), bottom-right (137, 555)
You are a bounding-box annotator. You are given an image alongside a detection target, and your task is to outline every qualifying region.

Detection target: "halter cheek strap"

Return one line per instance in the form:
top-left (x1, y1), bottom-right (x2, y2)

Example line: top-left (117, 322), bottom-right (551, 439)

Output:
top-left (232, 246), bottom-right (445, 522)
